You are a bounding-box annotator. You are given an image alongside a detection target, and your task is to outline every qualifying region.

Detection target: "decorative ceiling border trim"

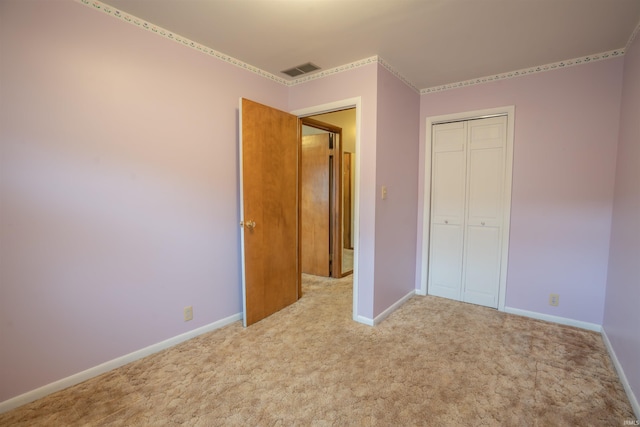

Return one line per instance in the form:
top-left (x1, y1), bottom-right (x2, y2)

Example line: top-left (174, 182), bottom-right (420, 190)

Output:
top-left (626, 19), bottom-right (640, 51)
top-left (378, 58), bottom-right (420, 93)
top-left (77, 0), bottom-right (629, 96)
top-left (287, 56), bottom-right (419, 93)
top-left (76, 0), bottom-right (289, 85)
top-left (288, 56), bottom-right (380, 87)
top-left (421, 49), bottom-right (625, 94)
top-left (76, 0), bottom-right (416, 92)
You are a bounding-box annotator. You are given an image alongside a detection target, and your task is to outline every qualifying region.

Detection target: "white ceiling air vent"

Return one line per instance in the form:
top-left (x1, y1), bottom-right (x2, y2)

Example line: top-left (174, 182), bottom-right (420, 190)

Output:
top-left (281, 62), bottom-right (321, 78)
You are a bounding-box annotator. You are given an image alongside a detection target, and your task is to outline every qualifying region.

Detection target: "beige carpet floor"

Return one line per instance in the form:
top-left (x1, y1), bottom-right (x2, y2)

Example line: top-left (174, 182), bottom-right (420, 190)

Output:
top-left (0, 274), bottom-right (634, 426)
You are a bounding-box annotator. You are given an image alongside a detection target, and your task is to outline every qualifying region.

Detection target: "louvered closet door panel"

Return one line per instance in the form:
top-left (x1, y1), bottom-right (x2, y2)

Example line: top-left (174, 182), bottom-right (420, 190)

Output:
top-left (462, 117), bottom-right (507, 308)
top-left (428, 122), bottom-right (466, 300)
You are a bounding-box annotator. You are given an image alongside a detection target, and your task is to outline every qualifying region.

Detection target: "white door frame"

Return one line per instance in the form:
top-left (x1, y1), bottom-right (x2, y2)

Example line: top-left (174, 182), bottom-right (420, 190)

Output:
top-left (291, 97), bottom-right (362, 321)
top-left (419, 106), bottom-right (515, 311)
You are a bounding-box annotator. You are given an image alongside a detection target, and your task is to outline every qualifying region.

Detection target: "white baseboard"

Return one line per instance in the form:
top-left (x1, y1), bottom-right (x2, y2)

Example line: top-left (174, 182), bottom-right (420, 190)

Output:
top-left (355, 315), bottom-right (375, 326)
top-left (504, 306), bottom-right (602, 332)
top-left (0, 313), bottom-right (242, 414)
top-left (601, 327), bottom-right (640, 419)
top-left (355, 290), bottom-right (416, 327)
top-left (374, 290), bottom-right (416, 325)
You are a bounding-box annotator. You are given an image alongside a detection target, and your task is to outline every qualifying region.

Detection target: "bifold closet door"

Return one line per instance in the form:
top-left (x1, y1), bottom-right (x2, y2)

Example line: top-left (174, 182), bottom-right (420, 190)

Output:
top-left (427, 121), bottom-right (467, 300)
top-left (462, 117), bottom-right (507, 308)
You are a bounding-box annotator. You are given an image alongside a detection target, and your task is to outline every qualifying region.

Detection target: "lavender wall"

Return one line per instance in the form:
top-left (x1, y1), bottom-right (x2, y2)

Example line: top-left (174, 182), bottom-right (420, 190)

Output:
top-left (0, 0), bottom-right (287, 401)
top-left (1, 0), bottom-right (633, 409)
top-left (419, 58), bottom-right (624, 324)
top-left (603, 32), bottom-right (640, 407)
top-left (373, 66), bottom-right (420, 316)
top-left (288, 65), bottom-right (379, 320)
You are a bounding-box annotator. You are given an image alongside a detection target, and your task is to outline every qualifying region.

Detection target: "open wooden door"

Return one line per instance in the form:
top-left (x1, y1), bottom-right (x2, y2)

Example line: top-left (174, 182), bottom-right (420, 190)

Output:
top-left (239, 98), bottom-right (300, 327)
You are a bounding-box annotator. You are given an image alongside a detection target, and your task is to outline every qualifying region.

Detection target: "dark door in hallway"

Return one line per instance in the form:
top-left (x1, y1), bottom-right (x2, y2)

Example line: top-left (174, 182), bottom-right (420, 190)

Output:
top-left (301, 133), bottom-right (331, 276)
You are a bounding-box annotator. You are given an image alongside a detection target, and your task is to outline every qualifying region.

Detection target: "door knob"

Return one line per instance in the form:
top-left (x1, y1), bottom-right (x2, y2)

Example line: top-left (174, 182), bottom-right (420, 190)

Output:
top-left (241, 220), bottom-right (256, 230)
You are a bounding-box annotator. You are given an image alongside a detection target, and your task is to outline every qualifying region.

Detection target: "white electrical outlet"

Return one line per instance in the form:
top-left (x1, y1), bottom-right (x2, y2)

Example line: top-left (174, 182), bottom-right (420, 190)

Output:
top-left (549, 294), bottom-right (559, 307)
top-left (184, 306), bottom-right (193, 321)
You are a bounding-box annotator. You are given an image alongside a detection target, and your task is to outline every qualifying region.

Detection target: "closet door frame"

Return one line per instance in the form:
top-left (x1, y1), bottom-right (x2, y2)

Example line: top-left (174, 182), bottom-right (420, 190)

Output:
top-left (419, 106), bottom-right (515, 312)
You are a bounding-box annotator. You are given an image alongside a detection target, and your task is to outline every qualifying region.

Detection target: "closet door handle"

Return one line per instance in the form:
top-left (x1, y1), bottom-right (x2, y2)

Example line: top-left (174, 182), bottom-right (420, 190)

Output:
top-left (444, 220), bottom-right (449, 224)
top-left (481, 222), bottom-right (485, 226)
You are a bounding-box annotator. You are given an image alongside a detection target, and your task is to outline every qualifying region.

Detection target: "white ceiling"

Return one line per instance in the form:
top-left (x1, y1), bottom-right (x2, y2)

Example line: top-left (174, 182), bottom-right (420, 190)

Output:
top-left (100, 0), bottom-right (640, 91)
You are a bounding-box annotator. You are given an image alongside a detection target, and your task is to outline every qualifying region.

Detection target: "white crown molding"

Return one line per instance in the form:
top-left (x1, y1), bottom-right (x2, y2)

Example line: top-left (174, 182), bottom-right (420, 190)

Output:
top-left (626, 19), bottom-right (640, 51)
top-left (378, 57), bottom-right (420, 93)
top-left (77, 0), bottom-right (393, 88)
top-left (78, 0), bottom-right (627, 97)
top-left (76, 0), bottom-right (290, 85)
top-left (288, 56), bottom-right (380, 87)
top-left (421, 49), bottom-right (625, 94)
top-left (286, 56), bottom-right (419, 93)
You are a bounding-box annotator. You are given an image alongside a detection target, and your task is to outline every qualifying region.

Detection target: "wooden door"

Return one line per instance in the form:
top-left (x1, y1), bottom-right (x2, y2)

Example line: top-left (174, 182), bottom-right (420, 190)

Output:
top-left (462, 117), bottom-right (507, 308)
top-left (428, 121), bottom-right (467, 300)
top-left (239, 98), bottom-right (299, 327)
top-left (301, 134), bottom-right (330, 277)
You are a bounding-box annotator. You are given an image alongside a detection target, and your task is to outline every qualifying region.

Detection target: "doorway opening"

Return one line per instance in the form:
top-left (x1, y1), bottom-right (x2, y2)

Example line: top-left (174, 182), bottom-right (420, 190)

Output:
top-left (301, 112), bottom-right (355, 278)
top-left (292, 99), bottom-right (360, 321)
top-left (301, 118), bottom-right (342, 278)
